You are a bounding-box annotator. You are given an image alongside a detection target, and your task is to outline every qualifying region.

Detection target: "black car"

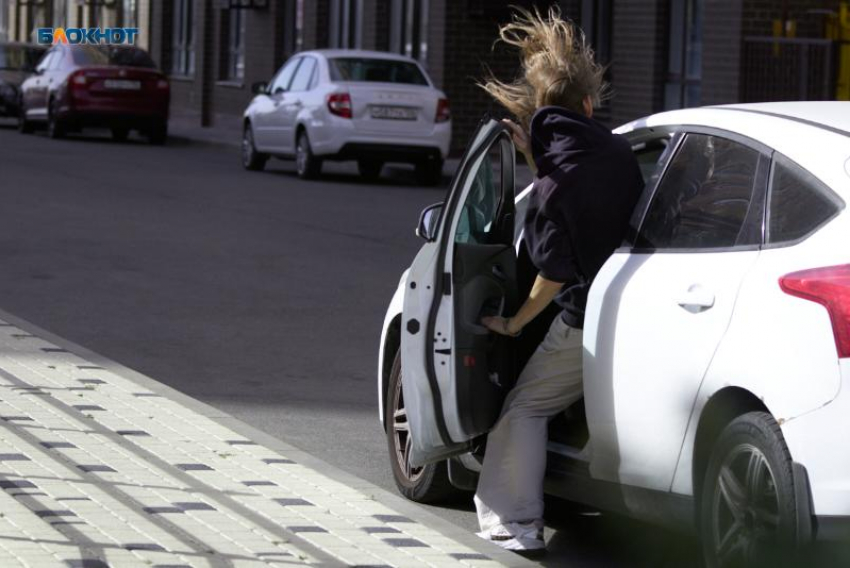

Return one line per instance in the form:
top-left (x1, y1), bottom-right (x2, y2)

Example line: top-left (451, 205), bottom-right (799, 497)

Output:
top-left (0, 43), bottom-right (47, 118)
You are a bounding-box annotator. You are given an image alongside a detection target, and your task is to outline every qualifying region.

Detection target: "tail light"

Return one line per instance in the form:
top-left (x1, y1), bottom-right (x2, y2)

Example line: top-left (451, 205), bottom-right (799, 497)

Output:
top-left (435, 98), bottom-right (450, 123)
top-left (327, 93), bottom-right (352, 119)
top-left (156, 78), bottom-right (169, 90)
top-left (780, 264), bottom-right (850, 358)
top-left (70, 71), bottom-right (88, 87)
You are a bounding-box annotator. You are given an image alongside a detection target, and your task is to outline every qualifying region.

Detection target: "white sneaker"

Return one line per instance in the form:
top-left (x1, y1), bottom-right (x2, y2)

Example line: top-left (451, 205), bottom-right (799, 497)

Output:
top-left (477, 521), bottom-right (546, 554)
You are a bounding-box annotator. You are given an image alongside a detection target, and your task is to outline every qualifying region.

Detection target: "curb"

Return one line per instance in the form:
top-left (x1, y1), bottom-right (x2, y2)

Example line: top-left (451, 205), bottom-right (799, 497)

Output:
top-left (0, 306), bottom-right (537, 568)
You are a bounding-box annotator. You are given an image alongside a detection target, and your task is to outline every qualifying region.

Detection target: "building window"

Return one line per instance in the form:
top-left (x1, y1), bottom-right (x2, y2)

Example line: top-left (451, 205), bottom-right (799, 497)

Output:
top-left (281, 0), bottom-right (304, 60)
top-left (0, 0), bottom-right (8, 42)
top-left (172, 0), bottom-right (195, 76)
top-left (329, 0), bottom-right (361, 49)
top-left (223, 8), bottom-right (246, 81)
top-left (390, 0), bottom-right (428, 65)
top-left (665, 0), bottom-right (703, 109)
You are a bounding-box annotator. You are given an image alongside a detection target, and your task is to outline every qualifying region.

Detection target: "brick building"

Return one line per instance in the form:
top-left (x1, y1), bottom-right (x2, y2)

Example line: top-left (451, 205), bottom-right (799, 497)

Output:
top-left (6, 0), bottom-right (845, 153)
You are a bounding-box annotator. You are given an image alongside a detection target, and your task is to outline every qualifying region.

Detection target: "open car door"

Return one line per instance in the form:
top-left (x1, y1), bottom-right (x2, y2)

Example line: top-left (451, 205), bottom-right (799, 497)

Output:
top-left (401, 119), bottom-right (517, 467)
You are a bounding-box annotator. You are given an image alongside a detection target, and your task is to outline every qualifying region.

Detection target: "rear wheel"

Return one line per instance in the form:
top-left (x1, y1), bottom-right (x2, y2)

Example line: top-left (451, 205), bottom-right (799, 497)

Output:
top-left (148, 121), bottom-right (167, 145)
top-left (295, 130), bottom-right (321, 179)
top-left (386, 351), bottom-right (455, 503)
top-left (111, 127), bottom-right (129, 142)
top-left (242, 123), bottom-right (268, 171)
top-left (415, 159), bottom-right (443, 186)
top-left (47, 99), bottom-right (65, 139)
top-left (700, 411), bottom-right (810, 568)
top-left (358, 160), bottom-right (383, 181)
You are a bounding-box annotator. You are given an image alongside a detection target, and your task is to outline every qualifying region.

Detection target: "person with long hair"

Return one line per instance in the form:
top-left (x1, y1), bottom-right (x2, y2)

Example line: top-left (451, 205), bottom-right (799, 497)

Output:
top-left (475, 8), bottom-right (645, 555)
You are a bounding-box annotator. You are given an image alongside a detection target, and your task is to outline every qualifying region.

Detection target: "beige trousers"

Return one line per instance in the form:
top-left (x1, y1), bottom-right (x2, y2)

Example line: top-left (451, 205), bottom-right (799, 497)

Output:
top-left (474, 315), bottom-right (584, 534)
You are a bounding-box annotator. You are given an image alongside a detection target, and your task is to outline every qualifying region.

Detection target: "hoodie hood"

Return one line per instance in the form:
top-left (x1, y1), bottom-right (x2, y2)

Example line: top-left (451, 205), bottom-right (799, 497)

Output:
top-left (529, 106), bottom-right (613, 178)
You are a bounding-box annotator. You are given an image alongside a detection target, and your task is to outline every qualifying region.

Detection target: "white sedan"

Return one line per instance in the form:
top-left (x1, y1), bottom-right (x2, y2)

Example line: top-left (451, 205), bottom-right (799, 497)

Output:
top-left (241, 49), bottom-right (451, 184)
top-left (376, 102), bottom-right (850, 566)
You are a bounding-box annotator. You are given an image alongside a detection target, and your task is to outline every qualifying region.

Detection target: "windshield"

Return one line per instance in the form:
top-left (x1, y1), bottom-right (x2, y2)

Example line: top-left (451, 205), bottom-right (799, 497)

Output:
top-left (71, 46), bottom-right (157, 69)
top-left (329, 58), bottom-right (428, 86)
top-left (0, 45), bottom-right (46, 71)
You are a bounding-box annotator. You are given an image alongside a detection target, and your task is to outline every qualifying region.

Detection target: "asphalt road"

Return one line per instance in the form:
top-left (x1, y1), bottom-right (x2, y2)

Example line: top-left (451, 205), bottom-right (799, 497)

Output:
top-left (0, 123), bottom-right (701, 567)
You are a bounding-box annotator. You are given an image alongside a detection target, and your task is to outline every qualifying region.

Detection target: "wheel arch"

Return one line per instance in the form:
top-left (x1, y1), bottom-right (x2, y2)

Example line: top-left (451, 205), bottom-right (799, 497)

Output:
top-left (380, 314), bottom-right (402, 430)
top-left (692, 387), bottom-right (773, 510)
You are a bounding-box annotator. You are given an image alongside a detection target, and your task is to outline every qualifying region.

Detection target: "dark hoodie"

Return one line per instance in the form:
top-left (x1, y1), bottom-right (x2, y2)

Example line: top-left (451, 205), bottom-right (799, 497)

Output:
top-left (523, 106), bottom-right (644, 329)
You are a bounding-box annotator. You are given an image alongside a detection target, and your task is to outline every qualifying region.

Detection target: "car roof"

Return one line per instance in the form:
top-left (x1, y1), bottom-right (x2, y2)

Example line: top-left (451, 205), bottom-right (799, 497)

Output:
top-left (617, 102), bottom-right (850, 196)
top-left (303, 49), bottom-right (421, 64)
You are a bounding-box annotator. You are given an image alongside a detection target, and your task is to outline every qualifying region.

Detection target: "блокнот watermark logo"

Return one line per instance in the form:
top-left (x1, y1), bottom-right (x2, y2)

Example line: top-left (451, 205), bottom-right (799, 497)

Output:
top-left (37, 28), bottom-right (139, 45)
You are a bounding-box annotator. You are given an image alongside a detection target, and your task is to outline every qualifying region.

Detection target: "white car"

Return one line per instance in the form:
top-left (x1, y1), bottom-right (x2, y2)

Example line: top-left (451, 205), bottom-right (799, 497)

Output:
top-left (241, 49), bottom-right (451, 184)
top-left (377, 102), bottom-right (850, 566)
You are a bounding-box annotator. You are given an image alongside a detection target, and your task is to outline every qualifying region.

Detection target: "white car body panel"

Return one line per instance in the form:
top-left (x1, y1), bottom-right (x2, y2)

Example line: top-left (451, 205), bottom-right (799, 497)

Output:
top-left (244, 49), bottom-right (451, 161)
top-left (377, 269), bottom-right (408, 426)
top-left (379, 102), bottom-right (850, 525)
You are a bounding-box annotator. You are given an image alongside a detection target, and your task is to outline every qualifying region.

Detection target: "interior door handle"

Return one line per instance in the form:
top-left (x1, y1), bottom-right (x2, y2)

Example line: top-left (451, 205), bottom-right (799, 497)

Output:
top-left (676, 285), bottom-right (715, 313)
top-left (491, 265), bottom-right (507, 281)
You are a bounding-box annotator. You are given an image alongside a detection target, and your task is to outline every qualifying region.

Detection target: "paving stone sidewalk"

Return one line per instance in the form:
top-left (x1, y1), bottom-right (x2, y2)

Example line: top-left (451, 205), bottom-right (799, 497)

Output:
top-left (0, 311), bottom-right (533, 568)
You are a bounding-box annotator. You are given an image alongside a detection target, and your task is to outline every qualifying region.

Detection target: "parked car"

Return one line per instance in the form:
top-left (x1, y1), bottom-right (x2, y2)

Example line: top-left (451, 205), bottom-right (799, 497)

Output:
top-left (0, 42), bottom-right (46, 118)
top-left (241, 49), bottom-right (451, 184)
top-left (18, 44), bottom-right (170, 144)
top-left (377, 102), bottom-right (850, 566)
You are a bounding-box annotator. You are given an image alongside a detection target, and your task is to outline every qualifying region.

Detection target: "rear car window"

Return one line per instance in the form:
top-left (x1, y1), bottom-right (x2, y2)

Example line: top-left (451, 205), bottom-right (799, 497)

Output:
top-left (0, 45), bottom-right (46, 71)
top-left (71, 46), bottom-right (157, 69)
top-left (767, 153), bottom-right (845, 244)
top-left (637, 133), bottom-right (763, 250)
top-left (329, 58), bottom-right (428, 85)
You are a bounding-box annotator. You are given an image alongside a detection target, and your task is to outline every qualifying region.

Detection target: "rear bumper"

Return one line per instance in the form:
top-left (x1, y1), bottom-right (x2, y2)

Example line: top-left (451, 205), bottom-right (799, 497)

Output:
top-left (330, 143), bottom-right (443, 165)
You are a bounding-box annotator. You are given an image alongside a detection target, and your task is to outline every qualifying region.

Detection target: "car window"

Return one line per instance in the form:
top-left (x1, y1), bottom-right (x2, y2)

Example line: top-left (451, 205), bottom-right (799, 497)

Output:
top-left (767, 153), bottom-right (844, 244)
top-left (455, 145), bottom-right (502, 245)
top-left (49, 50), bottom-right (64, 70)
top-left (636, 133), bottom-right (763, 250)
top-left (35, 51), bottom-right (54, 73)
top-left (329, 58), bottom-right (428, 86)
top-left (0, 45), bottom-right (45, 71)
top-left (71, 46), bottom-right (157, 68)
top-left (289, 56), bottom-right (316, 92)
top-left (270, 57), bottom-right (300, 94)
top-left (633, 137), bottom-right (672, 184)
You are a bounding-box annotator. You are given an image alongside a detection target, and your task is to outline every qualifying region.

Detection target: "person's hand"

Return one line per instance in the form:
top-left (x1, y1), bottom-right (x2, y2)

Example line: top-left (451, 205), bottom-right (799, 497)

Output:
top-left (501, 119), bottom-right (536, 174)
top-left (481, 316), bottom-right (521, 337)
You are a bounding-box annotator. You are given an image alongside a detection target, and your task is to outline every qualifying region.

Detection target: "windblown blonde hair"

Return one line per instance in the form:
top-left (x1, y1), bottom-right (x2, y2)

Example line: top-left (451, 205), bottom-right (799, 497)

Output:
top-left (480, 7), bottom-right (607, 129)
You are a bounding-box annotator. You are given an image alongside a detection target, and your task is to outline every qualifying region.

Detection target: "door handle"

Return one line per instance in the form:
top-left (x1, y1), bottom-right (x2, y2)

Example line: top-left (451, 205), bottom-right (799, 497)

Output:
top-left (491, 264), bottom-right (507, 281)
top-left (676, 285), bottom-right (715, 313)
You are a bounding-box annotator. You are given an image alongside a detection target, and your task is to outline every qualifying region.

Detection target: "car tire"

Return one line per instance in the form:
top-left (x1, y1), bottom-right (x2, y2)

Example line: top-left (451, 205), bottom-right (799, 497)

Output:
top-left (295, 131), bottom-right (321, 180)
top-left (415, 159), bottom-right (444, 186)
top-left (148, 121), bottom-right (167, 146)
top-left (47, 99), bottom-right (65, 139)
top-left (111, 127), bottom-right (130, 142)
top-left (700, 411), bottom-right (810, 568)
top-left (386, 351), bottom-right (456, 503)
top-left (358, 160), bottom-right (383, 181)
top-left (242, 123), bottom-right (268, 171)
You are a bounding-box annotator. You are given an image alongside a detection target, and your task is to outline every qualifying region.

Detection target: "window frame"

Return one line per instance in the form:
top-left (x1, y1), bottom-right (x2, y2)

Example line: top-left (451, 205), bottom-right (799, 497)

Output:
top-left (287, 55), bottom-right (317, 92)
top-left (269, 56), bottom-right (302, 94)
top-left (223, 8), bottom-right (247, 82)
top-left (762, 152), bottom-right (846, 250)
top-left (628, 126), bottom-right (773, 255)
top-left (172, 0), bottom-right (195, 77)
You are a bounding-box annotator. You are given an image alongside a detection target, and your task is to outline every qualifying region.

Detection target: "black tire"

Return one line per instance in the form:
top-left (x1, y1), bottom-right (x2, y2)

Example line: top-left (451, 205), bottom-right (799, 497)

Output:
top-left (386, 351), bottom-right (455, 503)
top-left (415, 159), bottom-right (443, 186)
top-left (700, 411), bottom-right (811, 568)
top-left (111, 127), bottom-right (129, 142)
top-left (148, 121), bottom-right (167, 145)
top-left (242, 123), bottom-right (268, 171)
top-left (17, 106), bottom-right (33, 134)
top-left (47, 99), bottom-right (65, 139)
top-left (295, 130), bottom-right (321, 179)
top-left (358, 160), bottom-right (383, 181)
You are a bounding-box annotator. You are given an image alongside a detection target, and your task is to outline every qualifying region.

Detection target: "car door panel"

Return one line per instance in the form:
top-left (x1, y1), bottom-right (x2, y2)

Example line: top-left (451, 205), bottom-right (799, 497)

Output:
top-left (401, 119), bottom-right (516, 467)
top-left (583, 131), bottom-right (770, 492)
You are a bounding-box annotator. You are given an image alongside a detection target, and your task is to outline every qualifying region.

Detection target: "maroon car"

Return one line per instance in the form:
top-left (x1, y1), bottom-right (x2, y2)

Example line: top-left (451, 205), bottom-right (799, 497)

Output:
top-left (18, 44), bottom-right (169, 144)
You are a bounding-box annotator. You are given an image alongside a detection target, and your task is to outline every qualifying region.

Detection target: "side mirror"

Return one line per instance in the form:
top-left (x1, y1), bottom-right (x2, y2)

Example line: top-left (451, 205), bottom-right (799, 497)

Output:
top-left (251, 81), bottom-right (268, 95)
top-left (33, 67), bottom-right (44, 76)
top-left (416, 202), bottom-right (444, 241)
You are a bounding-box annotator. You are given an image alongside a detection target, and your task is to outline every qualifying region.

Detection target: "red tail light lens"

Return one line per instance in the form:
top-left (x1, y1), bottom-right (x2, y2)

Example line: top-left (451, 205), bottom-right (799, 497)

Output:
top-left (780, 264), bottom-right (850, 358)
top-left (435, 98), bottom-right (450, 123)
top-left (71, 71), bottom-right (87, 87)
top-left (156, 78), bottom-right (169, 90)
top-left (327, 93), bottom-right (352, 119)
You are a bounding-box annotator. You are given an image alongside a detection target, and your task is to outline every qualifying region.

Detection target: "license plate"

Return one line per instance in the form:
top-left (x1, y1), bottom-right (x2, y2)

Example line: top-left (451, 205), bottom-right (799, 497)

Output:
top-left (104, 79), bottom-right (141, 90)
top-left (370, 106), bottom-right (417, 120)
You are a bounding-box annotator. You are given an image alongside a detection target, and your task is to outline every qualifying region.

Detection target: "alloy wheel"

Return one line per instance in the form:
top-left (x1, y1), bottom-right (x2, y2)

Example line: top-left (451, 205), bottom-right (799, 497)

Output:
top-left (710, 443), bottom-right (781, 568)
top-left (391, 369), bottom-right (424, 483)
